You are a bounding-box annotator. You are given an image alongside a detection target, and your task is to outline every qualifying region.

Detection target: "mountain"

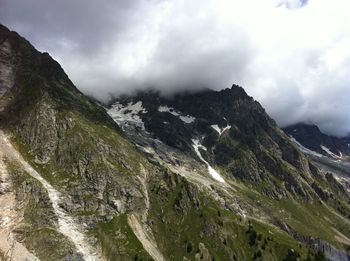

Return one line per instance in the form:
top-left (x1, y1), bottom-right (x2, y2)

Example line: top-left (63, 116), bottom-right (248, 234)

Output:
top-left (283, 123), bottom-right (350, 195)
top-left (283, 123), bottom-right (350, 159)
top-left (0, 23), bottom-right (156, 260)
top-left (107, 89), bottom-right (350, 260)
top-left (0, 24), bottom-right (349, 261)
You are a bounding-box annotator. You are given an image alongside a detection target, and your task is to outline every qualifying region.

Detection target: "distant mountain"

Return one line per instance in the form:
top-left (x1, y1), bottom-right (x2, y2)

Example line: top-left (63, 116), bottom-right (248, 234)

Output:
top-left (283, 123), bottom-right (350, 195)
top-left (1, 24), bottom-right (350, 261)
top-left (283, 123), bottom-right (350, 159)
top-left (108, 87), bottom-right (350, 260)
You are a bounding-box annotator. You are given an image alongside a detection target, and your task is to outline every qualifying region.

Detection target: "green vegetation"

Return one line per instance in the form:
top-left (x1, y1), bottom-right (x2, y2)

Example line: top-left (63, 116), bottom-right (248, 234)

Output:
top-left (232, 180), bottom-right (350, 251)
top-left (93, 214), bottom-right (152, 261)
top-left (146, 173), bottom-right (329, 261)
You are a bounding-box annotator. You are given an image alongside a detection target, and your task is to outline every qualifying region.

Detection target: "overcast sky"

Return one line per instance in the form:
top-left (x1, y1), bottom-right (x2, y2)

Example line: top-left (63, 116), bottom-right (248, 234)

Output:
top-left (1, 0), bottom-right (350, 136)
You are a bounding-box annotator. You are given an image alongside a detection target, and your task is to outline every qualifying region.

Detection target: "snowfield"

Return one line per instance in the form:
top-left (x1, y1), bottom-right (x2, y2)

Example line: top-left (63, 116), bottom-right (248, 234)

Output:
top-left (107, 101), bottom-right (147, 130)
top-left (320, 145), bottom-right (342, 159)
top-left (158, 105), bottom-right (196, 123)
top-left (192, 139), bottom-right (225, 183)
top-left (289, 136), bottom-right (323, 157)
top-left (211, 124), bottom-right (231, 136)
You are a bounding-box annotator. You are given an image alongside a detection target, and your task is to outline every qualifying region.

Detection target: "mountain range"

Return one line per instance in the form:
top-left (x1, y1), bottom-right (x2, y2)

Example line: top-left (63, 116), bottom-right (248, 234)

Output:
top-left (283, 123), bottom-right (350, 196)
top-left (0, 24), bottom-right (349, 261)
top-left (283, 123), bottom-right (350, 159)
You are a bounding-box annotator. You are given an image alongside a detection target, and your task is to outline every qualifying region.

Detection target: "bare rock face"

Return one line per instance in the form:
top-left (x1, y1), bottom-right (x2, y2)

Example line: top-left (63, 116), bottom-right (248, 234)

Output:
top-left (195, 243), bottom-right (211, 261)
top-left (306, 238), bottom-right (350, 261)
top-left (0, 40), bottom-right (15, 98)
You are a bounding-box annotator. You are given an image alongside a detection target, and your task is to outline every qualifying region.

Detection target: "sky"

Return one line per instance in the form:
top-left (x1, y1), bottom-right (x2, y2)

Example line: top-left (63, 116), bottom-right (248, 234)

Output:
top-left (0, 0), bottom-right (350, 136)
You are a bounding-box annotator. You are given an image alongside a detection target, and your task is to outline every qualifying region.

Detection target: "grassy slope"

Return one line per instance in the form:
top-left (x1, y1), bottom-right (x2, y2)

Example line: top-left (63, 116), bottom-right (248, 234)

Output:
top-left (93, 215), bottom-right (152, 261)
top-left (230, 177), bottom-right (350, 252)
top-left (216, 127), bottom-right (350, 252)
top-left (146, 172), bottom-right (328, 261)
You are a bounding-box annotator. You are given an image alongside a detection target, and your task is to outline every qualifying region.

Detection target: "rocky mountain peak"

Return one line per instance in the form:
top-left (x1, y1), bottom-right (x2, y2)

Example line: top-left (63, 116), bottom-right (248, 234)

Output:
top-left (108, 84), bottom-right (272, 154)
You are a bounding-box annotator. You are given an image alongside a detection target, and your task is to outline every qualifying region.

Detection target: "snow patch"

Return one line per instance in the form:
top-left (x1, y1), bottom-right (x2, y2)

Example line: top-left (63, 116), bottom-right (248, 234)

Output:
top-left (179, 115), bottom-right (196, 123)
top-left (320, 145), bottom-right (342, 159)
top-left (158, 105), bottom-right (179, 115)
top-left (158, 105), bottom-right (195, 123)
top-left (107, 101), bottom-right (147, 130)
top-left (211, 124), bottom-right (231, 136)
top-left (192, 139), bottom-right (225, 183)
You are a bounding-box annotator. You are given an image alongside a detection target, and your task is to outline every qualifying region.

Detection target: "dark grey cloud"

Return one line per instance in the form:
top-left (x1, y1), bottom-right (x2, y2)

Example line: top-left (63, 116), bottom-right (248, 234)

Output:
top-left (0, 0), bottom-right (349, 137)
top-left (131, 14), bottom-right (253, 95)
top-left (0, 0), bottom-right (145, 54)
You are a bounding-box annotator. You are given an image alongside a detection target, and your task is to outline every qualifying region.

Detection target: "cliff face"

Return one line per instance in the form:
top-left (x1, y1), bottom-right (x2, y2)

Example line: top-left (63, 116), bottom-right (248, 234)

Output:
top-left (0, 24), bottom-right (349, 261)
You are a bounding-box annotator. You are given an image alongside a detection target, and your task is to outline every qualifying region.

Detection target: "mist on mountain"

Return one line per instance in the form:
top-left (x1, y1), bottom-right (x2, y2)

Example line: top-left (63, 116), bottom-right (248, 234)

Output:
top-left (1, 0), bottom-right (349, 136)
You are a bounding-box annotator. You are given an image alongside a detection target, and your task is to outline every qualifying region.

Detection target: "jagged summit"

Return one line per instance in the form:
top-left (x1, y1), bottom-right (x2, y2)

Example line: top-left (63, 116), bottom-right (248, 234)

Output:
top-left (107, 83), bottom-right (340, 198)
top-left (108, 84), bottom-right (272, 152)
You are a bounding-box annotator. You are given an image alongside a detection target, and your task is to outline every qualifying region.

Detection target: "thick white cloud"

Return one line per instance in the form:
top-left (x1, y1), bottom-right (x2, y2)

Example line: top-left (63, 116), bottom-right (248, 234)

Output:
top-left (0, 0), bottom-right (349, 136)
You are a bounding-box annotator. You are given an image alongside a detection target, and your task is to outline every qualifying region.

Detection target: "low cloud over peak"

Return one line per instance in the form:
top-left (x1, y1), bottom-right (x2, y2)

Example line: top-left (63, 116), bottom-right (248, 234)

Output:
top-left (1, 0), bottom-right (349, 137)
